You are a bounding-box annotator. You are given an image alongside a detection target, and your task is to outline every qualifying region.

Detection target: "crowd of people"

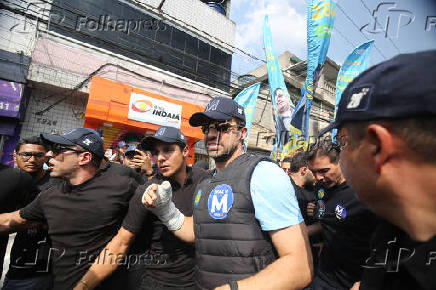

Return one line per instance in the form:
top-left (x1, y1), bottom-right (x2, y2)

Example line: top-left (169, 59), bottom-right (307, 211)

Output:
top-left (0, 51), bottom-right (435, 290)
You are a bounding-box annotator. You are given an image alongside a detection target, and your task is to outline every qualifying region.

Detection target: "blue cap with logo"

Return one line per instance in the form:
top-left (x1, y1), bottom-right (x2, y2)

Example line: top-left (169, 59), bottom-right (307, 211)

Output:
top-left (124, 144), bottom-right (138, 156)
top-left (141, 126), bottom-right (187, 150)
top-left (319, 50), bottom-right (436, 136)
top-left (189, 97), bottom-right (246, 127)
top-left (41, 128), bottom-right (105, 158)
top-left (117, 140), bottom-right (127, 148)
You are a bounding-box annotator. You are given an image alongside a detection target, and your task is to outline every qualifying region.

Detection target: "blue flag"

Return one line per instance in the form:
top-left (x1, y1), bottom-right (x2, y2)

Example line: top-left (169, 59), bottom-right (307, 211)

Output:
top-left (332, 40), bottom-right (374, 140)
top-left (263, 15), bottom-right (296, 161)
top-left (291, 0), bottom-right (337, 142)
top-left (234, 82), bottom-right (261, 150)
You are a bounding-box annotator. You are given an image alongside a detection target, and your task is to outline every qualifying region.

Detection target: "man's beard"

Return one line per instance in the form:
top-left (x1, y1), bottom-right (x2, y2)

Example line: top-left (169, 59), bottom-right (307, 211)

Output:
top-left (210, 144), bottom-right (238, 163)
top-left (207, 132), bottom-right (239, 163)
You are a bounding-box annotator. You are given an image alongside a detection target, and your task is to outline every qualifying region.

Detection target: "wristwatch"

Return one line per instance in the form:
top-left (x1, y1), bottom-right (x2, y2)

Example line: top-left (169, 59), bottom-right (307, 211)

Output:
top-left (228, 281), bottom-right (238, 290)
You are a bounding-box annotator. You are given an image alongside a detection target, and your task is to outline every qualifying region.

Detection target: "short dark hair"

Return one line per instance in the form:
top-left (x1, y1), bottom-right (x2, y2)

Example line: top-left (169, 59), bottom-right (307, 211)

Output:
top-left (289, 151), bottom-right (308, 173)
top-left (74, 145), bottom-right (102, 168)
top-left (234, 117), bottom-right (246, 128)
top-left (343, 116), bottom-right (436, 164)
top-left (274, 88), bottom-right (284, 96)
top-left (15, 136), bottom-right (47, 152)
top-left (306, 139), bottom-right (340, 164)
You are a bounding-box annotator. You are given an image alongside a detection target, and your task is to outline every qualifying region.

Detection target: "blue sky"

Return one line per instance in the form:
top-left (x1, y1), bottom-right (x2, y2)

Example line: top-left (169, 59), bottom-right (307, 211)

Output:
top-left (230, 0), bottom-right (436, 77)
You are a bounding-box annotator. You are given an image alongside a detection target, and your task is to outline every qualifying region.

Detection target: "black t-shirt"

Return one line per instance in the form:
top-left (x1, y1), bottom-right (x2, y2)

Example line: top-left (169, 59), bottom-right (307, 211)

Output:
top-left (7, 172), bottom-right (59, 280)
top-left (122, 166), bottom-right (208, 287)
top-left (19, 163), bottom-right (143, 289)
top-left (290, 178), bottom-right (316, 224)
top-left (360, 221), bottom-right (436, 290)
top-left (317, 182), bottom-right (379, 289)
top-left (0, 165), bottom-right (38, 277)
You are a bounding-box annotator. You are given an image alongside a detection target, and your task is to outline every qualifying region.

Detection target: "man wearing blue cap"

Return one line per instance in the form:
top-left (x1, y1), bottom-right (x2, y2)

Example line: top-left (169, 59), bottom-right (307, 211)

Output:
top-left (143, 97), bottom-right (313, 289)
top-left (121, 144), bottom-right (154, 179)
top-left (0, 128), bottom-right (143, 289)
top-left (319, 50), bottom-right (436, 290)
top-left (76, 126), bottom-right (208, 289)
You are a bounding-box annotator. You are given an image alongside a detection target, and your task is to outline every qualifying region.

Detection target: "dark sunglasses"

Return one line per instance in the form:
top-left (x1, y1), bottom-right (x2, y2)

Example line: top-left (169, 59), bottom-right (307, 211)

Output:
top-left (49, 144), bottom-right (86, 155)
top-left (201, 122), bottom-right (241, 134)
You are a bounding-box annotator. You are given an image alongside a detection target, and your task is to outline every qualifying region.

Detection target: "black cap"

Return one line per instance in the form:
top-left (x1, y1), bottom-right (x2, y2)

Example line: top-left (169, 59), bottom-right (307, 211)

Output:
top-left (189, 97), bottom-right (246, 127)
top-left (319, 50), bottom-right (436, 137)
top-left (141, 126), bottom-right (187, 150)
top-left (41, 128), bottom-right (105, 158)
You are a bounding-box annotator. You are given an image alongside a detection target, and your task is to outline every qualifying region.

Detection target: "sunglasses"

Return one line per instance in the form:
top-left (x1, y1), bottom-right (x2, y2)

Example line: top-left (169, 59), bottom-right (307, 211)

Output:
top-left (201, 122), bottom-right (241, 134)
top-left (18, 152), bottom-right (46, 161)
top-left (49, 144), bottom-right (86, 155)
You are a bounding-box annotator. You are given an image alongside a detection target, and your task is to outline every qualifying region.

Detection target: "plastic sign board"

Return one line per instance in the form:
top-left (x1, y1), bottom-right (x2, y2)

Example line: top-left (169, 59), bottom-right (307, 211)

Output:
top-left (128, 92), bottom-right (182, 128)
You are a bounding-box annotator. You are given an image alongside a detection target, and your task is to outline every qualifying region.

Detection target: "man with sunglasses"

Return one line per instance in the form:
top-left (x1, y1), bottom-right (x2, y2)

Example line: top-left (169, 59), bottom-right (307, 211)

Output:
top-left (305, 140), bottom-right (378, 290)
top-left (0, 128), bottom-right (143, 289)
top-left (75, 126), bottom-right (208, 290)
top-left (142, 97), bottom-right (313, 289)
top-left (2, 137), bottom-right (55, 290)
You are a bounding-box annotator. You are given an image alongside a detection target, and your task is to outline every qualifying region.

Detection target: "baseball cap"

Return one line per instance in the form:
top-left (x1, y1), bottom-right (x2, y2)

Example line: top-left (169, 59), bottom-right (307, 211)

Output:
top-left (319, 50), bottom-right (436, 137)
top-left (189, 97), bottom-right (246, 127)
top-left (124, 144), bottom-right (138, 156)
top-left (117, 140), bottom-right (127, 148)
top-left (41, 128), bottom-right (105, 158)
top-left (141, 126), bottom-right (187, 150)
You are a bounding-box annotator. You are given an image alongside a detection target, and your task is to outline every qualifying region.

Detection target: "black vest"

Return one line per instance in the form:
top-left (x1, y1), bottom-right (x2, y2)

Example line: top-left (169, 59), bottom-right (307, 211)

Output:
top-left (193, 154), bottom-right (278, 289)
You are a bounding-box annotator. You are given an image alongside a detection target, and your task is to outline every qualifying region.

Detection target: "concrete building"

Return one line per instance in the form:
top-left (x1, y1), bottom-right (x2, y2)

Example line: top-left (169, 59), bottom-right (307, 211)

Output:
top-left (231, 51), bottom-right (340, 154)
top-left (0, 0), bottom-right (236, 164)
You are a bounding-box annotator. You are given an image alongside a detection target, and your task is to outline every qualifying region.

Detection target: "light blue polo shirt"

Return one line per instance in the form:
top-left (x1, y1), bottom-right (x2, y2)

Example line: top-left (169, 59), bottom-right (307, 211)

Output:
top-left (250, 161), bottom-right (303, 231)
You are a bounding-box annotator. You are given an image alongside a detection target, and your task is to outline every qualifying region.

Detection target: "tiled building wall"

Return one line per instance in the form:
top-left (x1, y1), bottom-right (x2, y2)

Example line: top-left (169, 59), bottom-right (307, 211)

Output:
top-left (20, 87), bottom-right (87, 138)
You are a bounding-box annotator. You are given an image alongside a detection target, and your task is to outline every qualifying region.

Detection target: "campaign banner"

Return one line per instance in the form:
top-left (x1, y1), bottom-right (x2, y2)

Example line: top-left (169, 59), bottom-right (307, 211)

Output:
top-left (332, 40), bottom-right (374, 140)
top-left (291, 0), bottom-right (337, 141)
top-left (263, 15), bottom-right (296, 161)
top-left (234, 82), bottom-right (261, 150)
top-left (128, 92), bottom-right (182, 128)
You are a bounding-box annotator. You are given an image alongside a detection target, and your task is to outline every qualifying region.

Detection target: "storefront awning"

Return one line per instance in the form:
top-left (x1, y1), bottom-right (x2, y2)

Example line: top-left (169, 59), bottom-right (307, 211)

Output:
top-left (84, 77), bottom-right (205, 140)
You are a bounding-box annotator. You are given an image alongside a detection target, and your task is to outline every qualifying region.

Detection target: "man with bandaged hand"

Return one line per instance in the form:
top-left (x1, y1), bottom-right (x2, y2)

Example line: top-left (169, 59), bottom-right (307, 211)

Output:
top-left (143, 97), bottom-right (313, 290)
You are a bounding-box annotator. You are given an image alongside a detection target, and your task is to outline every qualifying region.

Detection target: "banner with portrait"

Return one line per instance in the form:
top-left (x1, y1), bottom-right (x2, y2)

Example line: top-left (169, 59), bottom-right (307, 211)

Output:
top-left (234, 82), bottom-right (261, 150)
top-left (263, 15), bottom-right (296, 161)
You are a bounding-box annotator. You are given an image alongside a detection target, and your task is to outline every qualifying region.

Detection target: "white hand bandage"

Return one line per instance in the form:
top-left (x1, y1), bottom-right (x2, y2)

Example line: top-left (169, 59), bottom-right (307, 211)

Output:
top-left (142, 181), bottom-right (185, 231)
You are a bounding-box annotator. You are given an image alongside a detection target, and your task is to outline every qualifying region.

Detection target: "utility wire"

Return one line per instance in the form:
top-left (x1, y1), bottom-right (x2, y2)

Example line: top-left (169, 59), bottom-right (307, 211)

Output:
top-left (336, 3), bottom-right (387, 60)
top-left (358, 0), bottom-right (401, 54)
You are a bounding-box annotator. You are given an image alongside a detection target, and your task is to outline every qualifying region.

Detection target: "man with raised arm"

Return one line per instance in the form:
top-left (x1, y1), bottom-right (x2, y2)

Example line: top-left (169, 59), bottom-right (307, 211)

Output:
top-left (143, 97), bottom-right (313, 290)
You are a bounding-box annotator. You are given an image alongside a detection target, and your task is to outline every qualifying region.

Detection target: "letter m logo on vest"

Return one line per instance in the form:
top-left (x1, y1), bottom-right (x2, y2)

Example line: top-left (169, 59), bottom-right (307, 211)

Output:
top-left (208, 184), bottom-right (234, 220)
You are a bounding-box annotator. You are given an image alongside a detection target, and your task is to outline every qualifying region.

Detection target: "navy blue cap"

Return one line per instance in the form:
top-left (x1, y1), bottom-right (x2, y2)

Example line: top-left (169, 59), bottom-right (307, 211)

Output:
top-left (41, 128), bottom-right (105, 158)
top-left (319, 50), bottom-right (436, 137)
top-left (141, 126), bottom-right (187, 150)
top-left (189, 97), bottom-right (246, 127)
top-left (117, 140), bottom-right (127, 148)
top-left (124, 144), bottom-right (138, 155)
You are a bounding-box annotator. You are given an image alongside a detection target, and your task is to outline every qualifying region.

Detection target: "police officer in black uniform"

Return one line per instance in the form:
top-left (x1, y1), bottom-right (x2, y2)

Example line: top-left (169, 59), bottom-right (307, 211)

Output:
top-left (319, 50), bottom-right (436, 290)
top-left (75, 126), bottom-right (209, 289)
top-left (306, 140), bottom-right (379, 290)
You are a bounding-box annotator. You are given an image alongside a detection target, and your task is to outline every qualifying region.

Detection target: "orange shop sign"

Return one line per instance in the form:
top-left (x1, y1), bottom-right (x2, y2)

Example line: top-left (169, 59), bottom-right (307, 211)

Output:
top-left (128, 92), bottom-right (182, 128)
